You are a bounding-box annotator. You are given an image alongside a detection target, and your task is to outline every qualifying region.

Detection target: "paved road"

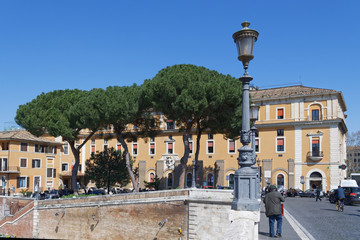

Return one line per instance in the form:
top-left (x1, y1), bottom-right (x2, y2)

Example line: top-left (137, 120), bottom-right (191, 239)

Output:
top-left (281, 197), bottom-right (360, 240)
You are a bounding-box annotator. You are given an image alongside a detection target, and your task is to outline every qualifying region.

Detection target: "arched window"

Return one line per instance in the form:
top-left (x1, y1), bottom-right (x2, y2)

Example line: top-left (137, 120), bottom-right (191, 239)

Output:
top-left (149, 173), bottom-right (155, 183)
top-left (207, 173), bottom-right (214, 187)
top-left (228, 174), bottom-right (234, 189)
top-left (167, 173), bottom-right (173, 188)
top-left (277, 174), bottom-right (284, 187)
top-left (310, 172), bottom-right (322, 178)
top-left (186, 173), bottom-right (192, 188)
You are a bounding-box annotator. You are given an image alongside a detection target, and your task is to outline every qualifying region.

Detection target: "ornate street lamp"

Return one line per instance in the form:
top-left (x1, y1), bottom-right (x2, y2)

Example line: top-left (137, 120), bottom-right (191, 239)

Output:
top-left (231, 22), bottom-right (260, 211)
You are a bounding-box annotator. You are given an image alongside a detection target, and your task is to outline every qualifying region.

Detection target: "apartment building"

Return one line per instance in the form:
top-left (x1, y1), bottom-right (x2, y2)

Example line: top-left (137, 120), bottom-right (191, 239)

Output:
top-left (346, 146), bottom-right (360, 173)
top-left (2, 85), bottom-right (347, 194)
top-left (0, 131), bottom-right (62, 194)
top-left (252, 85), bottom-right (347, 192)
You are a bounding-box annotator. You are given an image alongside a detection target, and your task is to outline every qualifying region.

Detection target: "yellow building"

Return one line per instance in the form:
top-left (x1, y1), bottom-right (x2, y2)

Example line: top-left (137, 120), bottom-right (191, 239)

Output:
top-left (0, 131), bottom-right (63, 194)
top-left (252, 85), bottom-right (347, 192)
top-left (2, 85), bottom-right (347, 194)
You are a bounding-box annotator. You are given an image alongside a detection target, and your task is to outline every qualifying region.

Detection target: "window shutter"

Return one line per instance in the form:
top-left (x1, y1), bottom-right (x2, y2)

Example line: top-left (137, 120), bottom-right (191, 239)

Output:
top-left (17, 177), bottom-right (20, 188)
top-left (32, 159), bottom-right (35, 168)
top-left (53, 168), bottom-right (56, 178)
top-left (278, 109), bottom-right (284, 117)
top-left (312, 139), bottom-right (319, 144)
top-left (27, 177), bottom-right (30, 188)
top-left (229, 141), bottom-right (235, 151)
top-left (277, 139), bottom-right (284, 145)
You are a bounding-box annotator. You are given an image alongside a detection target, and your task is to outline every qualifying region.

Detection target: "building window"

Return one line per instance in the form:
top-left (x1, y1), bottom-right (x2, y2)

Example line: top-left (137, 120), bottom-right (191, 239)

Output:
top-left (132, 143), bottom-right (138, 155)
top-left (167, 142), bottom-right (173, 154)
top-left (312, 109), bottom-right (320, 121)
top-left (207, 173), bottom-right (214, 187)
top-left (189, 141), bottom-right (193, 154)
top-left (91, 144), bottom-right (96, 155)
top-left (20, 143), bottom-right (28, 152)
top-left (117, 141), bottom-right (122, 152)
top-left (277, 129), bottom-right (284, 136)
top-left (255, 138), bottom-right (260, 153)
top-left (47, 168), bottom-right (56, 178)
top-left (228, 139), bottom-right (236, 154)
top-left (17, 177), bottom-right (28, 188)
top-left (166, 120), bottom-right (175, 130)
top-left (32, 159), bottom-right (41, 168)
top-left (63, 144), bottom-right (69, 155)
top-left (20, 158), bottom-right (27, 168)
top-left (277, 108), bottom-right (284, 119)
top-left (149, 173), bottom-right (155, 183)
top-left (1, 142), bottom-right (9, 150)
top-left (312, 138), bottom-right (320, 156)
top-left (276, 138), bottom-right (285, 152)
top-left (52, 146), bottom-right (57, 154)
top-left (0, 158), bottom-right (8, 171)
top-left (167, 172), bottom-right (173, 188)
top-left (103, 139), bottom-right (109, 151)
top-left (62, 163), bottom-right (68, 171)
top-left (207, 140), bottom-right (214, 154)
top-left (228, 173), bottom-right (235, 189)
top-left (149, 142), bottom-right (155, 155)
top-left (34, 176), bottom-right (40, 192)
top-left (277, 174), bottom-right (284, 188)
top-left (186, 173), bottom-right (192, 188)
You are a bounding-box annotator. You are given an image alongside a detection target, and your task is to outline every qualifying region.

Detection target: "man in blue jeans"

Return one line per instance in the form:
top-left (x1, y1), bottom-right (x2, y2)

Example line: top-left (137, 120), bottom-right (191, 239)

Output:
top-left (263, 185), bottom-right (285, 238)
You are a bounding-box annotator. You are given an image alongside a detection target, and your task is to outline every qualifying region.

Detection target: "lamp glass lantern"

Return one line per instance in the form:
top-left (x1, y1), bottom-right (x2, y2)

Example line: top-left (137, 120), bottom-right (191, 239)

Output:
top-left (232, 21), bottom-right (259, 70)
top-left (250, 103), bottom-right (260, 122)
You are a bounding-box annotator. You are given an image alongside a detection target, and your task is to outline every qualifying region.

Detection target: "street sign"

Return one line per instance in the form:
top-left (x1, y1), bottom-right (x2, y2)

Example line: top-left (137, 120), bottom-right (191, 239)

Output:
top-left (300, 176), bottom-right (305, 184)
top-left (339, 164), bottom-right (347, 170)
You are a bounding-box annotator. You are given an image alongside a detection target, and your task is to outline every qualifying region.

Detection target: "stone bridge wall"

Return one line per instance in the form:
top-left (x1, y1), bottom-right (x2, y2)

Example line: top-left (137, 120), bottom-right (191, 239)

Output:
top-left (0, 189), bottom-right (259, 240)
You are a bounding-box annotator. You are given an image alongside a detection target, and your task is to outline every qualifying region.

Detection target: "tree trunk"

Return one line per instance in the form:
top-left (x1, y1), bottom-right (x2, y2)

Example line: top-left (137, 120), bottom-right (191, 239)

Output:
top-left (178, 120), bottom-right (195, 188)
top-left (194, 121), bottom-right (203, 187)
top-left (117, 135), bottom-right (138, 192)
top-left (67, 132), bottom-right (96, 194)
top-left (69, 142), bottom-right (80, 194)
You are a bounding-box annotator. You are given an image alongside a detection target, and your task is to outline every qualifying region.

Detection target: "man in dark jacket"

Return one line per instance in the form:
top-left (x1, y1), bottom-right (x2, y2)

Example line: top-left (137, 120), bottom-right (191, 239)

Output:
top-left (263, 185), bottom-right (285, 238)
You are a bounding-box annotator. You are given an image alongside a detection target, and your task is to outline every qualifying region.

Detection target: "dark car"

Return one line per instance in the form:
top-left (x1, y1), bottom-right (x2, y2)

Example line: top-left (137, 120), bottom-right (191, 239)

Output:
top-left (287, 188), bottom-right (301, 197)
top-left (344, 187), bottom-right (360, 205)
top-left (298, 189), bottom-right (315, 198)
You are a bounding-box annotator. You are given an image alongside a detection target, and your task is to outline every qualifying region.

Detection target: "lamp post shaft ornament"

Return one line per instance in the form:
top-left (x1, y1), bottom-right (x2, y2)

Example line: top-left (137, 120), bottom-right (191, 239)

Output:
top-left (231, 22), bottom-right (261, 211)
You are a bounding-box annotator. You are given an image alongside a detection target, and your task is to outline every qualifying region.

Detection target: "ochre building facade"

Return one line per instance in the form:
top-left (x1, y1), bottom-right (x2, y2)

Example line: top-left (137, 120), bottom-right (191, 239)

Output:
top-left (0, 85), bottom-right (347, 194)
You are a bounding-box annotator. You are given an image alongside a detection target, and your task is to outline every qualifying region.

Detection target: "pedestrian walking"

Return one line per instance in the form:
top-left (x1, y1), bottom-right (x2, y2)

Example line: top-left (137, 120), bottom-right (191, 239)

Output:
top-left (263, 185), bottom-right (285, 238)
top-left (315, 189), bottom-right (322, 202)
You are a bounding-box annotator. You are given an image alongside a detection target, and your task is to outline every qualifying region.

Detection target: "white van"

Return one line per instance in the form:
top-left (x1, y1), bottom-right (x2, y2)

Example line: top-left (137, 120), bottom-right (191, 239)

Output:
top-left (340, 179), bottom-right (359, 187)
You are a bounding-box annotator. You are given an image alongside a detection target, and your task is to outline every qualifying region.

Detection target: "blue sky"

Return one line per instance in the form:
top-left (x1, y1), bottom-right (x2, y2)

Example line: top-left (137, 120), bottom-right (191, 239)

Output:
top-left (0, 1), bottom-right (359, 133)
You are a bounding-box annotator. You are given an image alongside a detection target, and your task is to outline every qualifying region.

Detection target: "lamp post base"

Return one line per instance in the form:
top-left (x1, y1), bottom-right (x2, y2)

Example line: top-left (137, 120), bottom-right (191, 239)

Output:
top-left (231, 166), bottom-right (260, 211)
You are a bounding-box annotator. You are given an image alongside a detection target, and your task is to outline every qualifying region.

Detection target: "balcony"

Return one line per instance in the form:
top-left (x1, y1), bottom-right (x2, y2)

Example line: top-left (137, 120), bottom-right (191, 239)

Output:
top-left (307, 151), bottom-right (324, 161)
top-left (0, 166), bottom-right (20, 173)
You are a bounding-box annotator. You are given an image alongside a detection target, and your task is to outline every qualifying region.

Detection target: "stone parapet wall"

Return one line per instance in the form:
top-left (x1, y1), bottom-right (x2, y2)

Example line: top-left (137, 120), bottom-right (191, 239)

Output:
top-left (0, 189), bottom-right (259, 240)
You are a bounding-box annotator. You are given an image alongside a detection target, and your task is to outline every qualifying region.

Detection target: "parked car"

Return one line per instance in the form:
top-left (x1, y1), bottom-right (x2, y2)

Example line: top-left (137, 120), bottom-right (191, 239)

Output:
top-left (343, 187), bottom-right (360, 205)
top-left (45, 190), bottom-right (60, 199)
top-left (287, 188), bottom-right (301, 197)
top-left (298, 189), bottom-right (315, 198)
top-left (328, 187), bottom-right (360, 205)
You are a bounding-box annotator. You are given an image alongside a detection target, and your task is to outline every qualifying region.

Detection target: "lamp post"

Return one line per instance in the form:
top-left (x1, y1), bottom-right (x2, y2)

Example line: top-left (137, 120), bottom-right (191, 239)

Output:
top-left (231, 21), bottom-right (260, 211)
